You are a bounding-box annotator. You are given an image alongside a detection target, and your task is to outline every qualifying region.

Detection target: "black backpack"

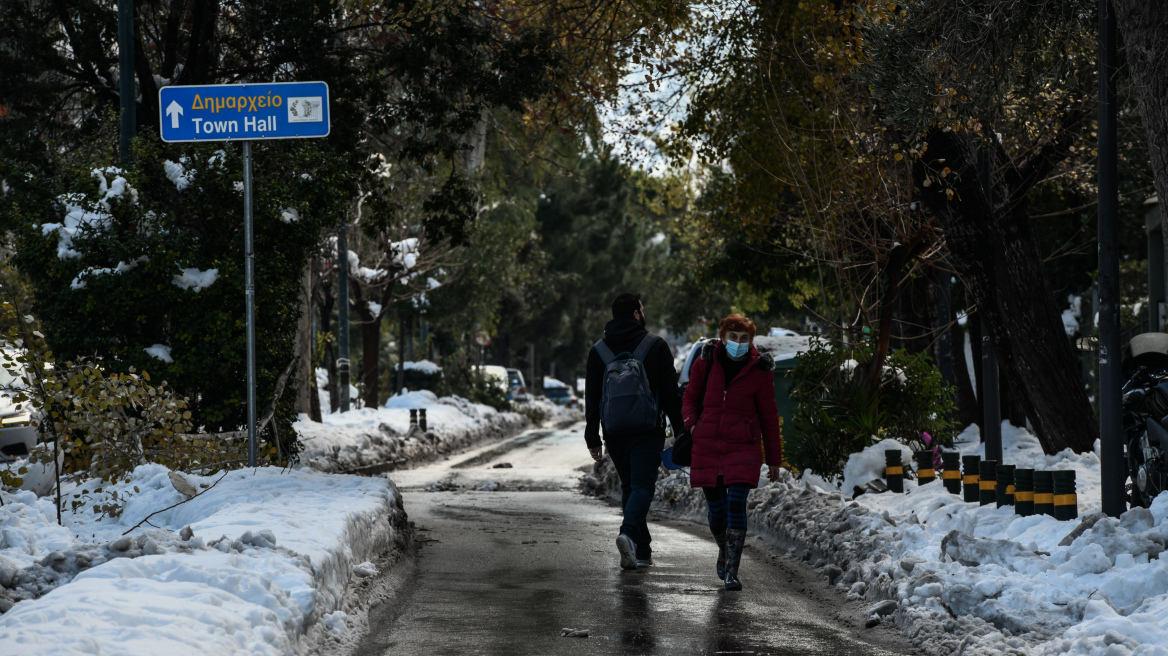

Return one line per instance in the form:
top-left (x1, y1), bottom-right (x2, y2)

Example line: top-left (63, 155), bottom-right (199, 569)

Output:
top-left (594, 334), bottom-right (659, 437)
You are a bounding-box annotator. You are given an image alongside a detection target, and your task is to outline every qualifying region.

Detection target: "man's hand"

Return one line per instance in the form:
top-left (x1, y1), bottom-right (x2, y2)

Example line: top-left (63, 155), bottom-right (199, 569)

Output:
top-left (766, 466), bottom-right (783, 483)
top-left (589, 446), bottom-right (604, 462)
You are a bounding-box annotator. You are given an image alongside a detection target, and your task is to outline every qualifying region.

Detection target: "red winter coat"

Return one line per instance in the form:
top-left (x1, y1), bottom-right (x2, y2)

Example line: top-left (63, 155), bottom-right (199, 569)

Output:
top-left (681, 341), bottom-right (783, 488)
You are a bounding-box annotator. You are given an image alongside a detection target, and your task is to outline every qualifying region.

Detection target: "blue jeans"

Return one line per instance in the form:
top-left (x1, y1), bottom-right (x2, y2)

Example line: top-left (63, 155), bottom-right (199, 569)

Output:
top-left (606, 433), bottom-right (664, 559)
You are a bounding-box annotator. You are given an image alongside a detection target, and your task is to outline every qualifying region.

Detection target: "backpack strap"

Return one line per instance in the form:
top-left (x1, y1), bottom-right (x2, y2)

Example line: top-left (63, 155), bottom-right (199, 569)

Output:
top-left (630, 334), bottom-right (659, 362)
top-left (593, 339), bottom-right (617, 366)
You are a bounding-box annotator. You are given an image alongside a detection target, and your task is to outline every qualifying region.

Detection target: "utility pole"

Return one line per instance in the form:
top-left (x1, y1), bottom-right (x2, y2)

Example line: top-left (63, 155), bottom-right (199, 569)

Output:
top-left (117, 0), bottom-right (135, 165)
top-left (978, 147), bottom-right (1002, 465)
top-left (337, 223), bottom-right (351, 412)
top-left (1098, 0), bottom-right (1125, 517)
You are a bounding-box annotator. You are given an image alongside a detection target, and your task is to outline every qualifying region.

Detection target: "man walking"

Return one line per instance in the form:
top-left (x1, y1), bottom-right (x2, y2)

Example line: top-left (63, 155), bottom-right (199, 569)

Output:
top-left (585, 292), bottom-right (687, 570)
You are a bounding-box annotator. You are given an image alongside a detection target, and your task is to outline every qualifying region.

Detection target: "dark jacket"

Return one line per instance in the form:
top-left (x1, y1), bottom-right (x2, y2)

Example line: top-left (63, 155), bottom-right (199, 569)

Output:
top-left (681, 340), bottom-right (783, 487)
top-left (584, 318), bottom-right (685, 448)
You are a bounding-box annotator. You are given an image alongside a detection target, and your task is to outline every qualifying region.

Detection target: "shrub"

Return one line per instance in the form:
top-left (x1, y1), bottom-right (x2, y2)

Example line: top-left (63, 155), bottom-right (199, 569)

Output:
top-left (511, 402), bottom-right (548, 426)
top-left (785, 336), bottom-right (956, 482)
top-left (0, 133), bottom-right (348, 453)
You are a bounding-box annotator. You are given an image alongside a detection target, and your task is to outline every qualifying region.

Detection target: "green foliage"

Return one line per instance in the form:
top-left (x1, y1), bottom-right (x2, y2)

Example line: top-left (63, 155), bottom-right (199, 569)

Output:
top-left (1, 132), bottom-right (346, 448)
top-left (1, 297), bottom-right (248, 514)
top-left (786, 337), bottom-right (956, 482)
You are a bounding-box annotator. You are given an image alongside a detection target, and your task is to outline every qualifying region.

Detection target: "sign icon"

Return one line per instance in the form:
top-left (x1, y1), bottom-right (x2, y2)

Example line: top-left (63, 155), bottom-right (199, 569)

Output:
top-left (158, 81), bottom-right (330, 143)
top-left (165, 100), bottom-right (183, 129)
top-left (287, 97), bottom-right (323, 123)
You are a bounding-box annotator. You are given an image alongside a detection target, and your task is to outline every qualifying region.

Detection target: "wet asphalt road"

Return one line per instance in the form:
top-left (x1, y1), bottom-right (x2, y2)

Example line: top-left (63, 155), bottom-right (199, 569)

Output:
top-left (354, 425), bottom-right (917, 656)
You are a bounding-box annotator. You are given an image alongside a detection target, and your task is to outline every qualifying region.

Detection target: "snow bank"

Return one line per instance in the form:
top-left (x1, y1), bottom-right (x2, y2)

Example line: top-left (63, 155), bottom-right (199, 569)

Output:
top-left (0, 465), bottom-right (407, 654)
top-left (586, 423), bottom-right (1168, 656)
top-left (399, 360), bottom-right (441, 374)
top-left (297, 390), bottom-right (530, 474)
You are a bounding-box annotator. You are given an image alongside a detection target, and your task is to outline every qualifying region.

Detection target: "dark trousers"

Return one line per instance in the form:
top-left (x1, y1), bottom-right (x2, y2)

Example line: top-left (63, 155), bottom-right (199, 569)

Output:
top-left (606, 432), bottom-right (664, 559)
top-left (702, 476), bottom-right (753, 533)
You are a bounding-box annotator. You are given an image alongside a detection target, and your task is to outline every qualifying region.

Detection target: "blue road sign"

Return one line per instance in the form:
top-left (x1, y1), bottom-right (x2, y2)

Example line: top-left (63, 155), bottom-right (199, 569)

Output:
top-left (158, 81), bottom-right (330, 143)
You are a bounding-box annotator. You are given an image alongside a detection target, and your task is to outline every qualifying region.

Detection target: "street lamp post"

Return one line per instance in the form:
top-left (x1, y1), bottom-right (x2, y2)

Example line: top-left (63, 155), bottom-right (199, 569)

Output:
top-left (1098, 0), bottom-right (1125, 518)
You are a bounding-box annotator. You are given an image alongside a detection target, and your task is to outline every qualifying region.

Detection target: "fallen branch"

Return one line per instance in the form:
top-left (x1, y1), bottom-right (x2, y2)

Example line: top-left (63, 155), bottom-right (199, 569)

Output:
top-left (121, 471), bottom-right (229, 536)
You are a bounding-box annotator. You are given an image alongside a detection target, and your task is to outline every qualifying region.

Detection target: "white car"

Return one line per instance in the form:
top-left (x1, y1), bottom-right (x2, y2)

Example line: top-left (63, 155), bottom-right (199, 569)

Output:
top-left (0, 363), bottom-right (36, 463)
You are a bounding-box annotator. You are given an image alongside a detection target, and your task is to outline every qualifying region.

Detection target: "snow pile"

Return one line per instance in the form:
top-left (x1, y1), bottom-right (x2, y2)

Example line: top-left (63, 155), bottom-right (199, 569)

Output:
top-left (162, 159), bottom-right (192, 191)
top-left (588, 423), bottom-right (1168, 656)
top-left (42, 168), bottom-right (137, 260)
top-left (0, 465), bottom-right (406, 654)
top-left (143, 343), bottom-right (173, 363)
top-left (171, 267), bottom-right (219, 292)
top-left (1063, 294), bottom-right (1082, 336)
top-left (297, 390), bottom-right (530, 474)
top-left (399, 360), bottom-right (441, 375)
top-left (841, 439), bottom-right (913, 496)
top-left (69, 256), bottom-right (149, 290)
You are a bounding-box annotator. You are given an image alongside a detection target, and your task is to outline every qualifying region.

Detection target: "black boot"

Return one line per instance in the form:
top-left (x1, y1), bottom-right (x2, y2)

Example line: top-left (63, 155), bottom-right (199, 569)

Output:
top-left (712, 529), bottom-right (728, 580)
top-left (724, 528), bottom-right (745, 591)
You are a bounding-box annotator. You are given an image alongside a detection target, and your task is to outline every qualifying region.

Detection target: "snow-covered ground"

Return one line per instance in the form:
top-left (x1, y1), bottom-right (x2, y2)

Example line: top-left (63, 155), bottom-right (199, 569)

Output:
top-left (0, 465), bottom-right (408, 655)
top-left (297, 390), bottom-right (532, 473)
top-left (588, 423), bottom-right (1168, 656)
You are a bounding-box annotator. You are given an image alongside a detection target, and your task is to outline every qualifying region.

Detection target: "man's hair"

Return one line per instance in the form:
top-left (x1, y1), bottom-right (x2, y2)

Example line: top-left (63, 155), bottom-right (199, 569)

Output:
top-left (719, 314), bottom-right (757, 339)
top-left (611, 292), bottom-right (642, 320)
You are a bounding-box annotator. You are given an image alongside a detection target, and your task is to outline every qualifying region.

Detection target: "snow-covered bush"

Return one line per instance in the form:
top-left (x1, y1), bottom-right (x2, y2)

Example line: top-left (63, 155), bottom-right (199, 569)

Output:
top-left (0, 134), bottom-right (348, 457)
top-left (786, 336), bottom-right (956, 482)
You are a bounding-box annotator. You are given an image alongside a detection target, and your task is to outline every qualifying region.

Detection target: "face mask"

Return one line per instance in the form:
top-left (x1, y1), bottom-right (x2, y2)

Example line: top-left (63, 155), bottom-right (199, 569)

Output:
top-left (724, 339), bottom-right (750, 359)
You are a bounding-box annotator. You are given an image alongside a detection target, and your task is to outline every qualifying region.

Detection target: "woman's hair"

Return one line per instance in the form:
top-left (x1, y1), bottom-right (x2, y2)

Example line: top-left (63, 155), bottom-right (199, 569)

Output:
top-left (719, 314), bottom-right (757, 339)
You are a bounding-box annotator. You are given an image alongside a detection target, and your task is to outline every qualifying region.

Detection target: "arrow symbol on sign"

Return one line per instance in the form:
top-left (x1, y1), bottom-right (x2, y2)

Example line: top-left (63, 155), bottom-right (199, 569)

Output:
top-left (166, 100), bottom-right (183, 129)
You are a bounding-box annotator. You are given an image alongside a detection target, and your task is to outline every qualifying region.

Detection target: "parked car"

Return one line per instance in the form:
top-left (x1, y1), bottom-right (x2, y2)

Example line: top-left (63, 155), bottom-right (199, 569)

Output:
top-left (542, 377), bottom-right (578, 408)
top-left (505, 368), bottom-right (530, 402)
top-left (0, 363), bottom-right (35, 463)
top-left (476, 365), bottom-right (510, 395)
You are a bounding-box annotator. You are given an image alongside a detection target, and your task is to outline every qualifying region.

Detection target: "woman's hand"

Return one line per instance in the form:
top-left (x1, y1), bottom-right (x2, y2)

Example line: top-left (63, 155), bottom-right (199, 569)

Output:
top-left (766, 467), bottom-right (782, 483)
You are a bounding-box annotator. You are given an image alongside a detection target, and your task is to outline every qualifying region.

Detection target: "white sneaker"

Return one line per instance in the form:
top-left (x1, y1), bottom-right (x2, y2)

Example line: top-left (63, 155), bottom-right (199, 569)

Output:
top-left (616, 535), bottom-right (637, 570)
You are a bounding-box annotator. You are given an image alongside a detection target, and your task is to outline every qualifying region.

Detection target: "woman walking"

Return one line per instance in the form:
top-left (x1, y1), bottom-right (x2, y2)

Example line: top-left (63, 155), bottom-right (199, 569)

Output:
top-left (682, 314), bottom-right (783, 590)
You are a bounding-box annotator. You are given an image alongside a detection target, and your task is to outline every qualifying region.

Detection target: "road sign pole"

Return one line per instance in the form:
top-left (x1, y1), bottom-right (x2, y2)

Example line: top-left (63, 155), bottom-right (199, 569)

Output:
top-left (1098, 0), bottom-right (1125, 517)
top-left (117, 0), bottom-right (135, 164)
top-left (244, 140), bottom-right (258, 468)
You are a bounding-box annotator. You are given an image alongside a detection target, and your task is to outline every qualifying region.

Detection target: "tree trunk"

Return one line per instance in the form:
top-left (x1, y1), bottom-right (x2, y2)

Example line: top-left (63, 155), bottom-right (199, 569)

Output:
top-left (914, 130), bottom-right (1097, 454)
top-left (295, 265), bottom-right (314, 420)
top-left (1114, 2), bottom-right (1168, 285)
top-left (320, 294), bottom-right (339, 414)
top-left (361, 310), bottom-right (380, 408)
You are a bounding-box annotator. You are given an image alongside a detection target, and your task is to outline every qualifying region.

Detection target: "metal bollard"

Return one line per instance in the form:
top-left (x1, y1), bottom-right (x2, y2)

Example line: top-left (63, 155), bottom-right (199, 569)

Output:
top-left (962, 455), bottom-right (981, 502)
top-left (419, 408), bottom-right (427, 432)
top-left (1053, 470), bottom-right (1078, 520)
top-left (1014, 468), bottom-right (1035, 517)
top-left (885, 450), bottom-right (904, 493)
top-left (942, 452), bottom-right (962, 494)
top-left (915, 450), bottom-right (936, 485)
top-left (996, 464), bottom-right (1015, 508)
top-left (1034, 470), bottom-right (1055, 517)
top-left (409, 409), bottom-right (418, 428)
top-left (979, 460), bottom-right (998, 506)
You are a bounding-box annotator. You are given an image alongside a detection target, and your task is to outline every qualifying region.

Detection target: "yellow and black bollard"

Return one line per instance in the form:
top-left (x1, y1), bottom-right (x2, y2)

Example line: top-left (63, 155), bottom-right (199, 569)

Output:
top-left (1053, 470), bottom-right (1078, 520)
top-left (942, 452), bottom-right (962, 494)
top-left (1034, 470), bottom-right (1055, 516)
top-left (915, 450), bottom-right (936, 484)
top-left (962, 455), bottom-right (981, 502)
top-left (995, 464), bottom-right (1015, 508)
top-left (979, 460), bottom-right (998, 506)
top-left (1014, 468), bottom-right (1034, 516)
top-left (885, 450), bottom-right (904, 493)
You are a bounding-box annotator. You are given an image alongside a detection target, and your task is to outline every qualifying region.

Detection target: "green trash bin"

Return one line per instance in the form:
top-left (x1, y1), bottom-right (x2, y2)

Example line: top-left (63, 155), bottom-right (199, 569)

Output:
top-left (773, 355), bottom-right (799, 429)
